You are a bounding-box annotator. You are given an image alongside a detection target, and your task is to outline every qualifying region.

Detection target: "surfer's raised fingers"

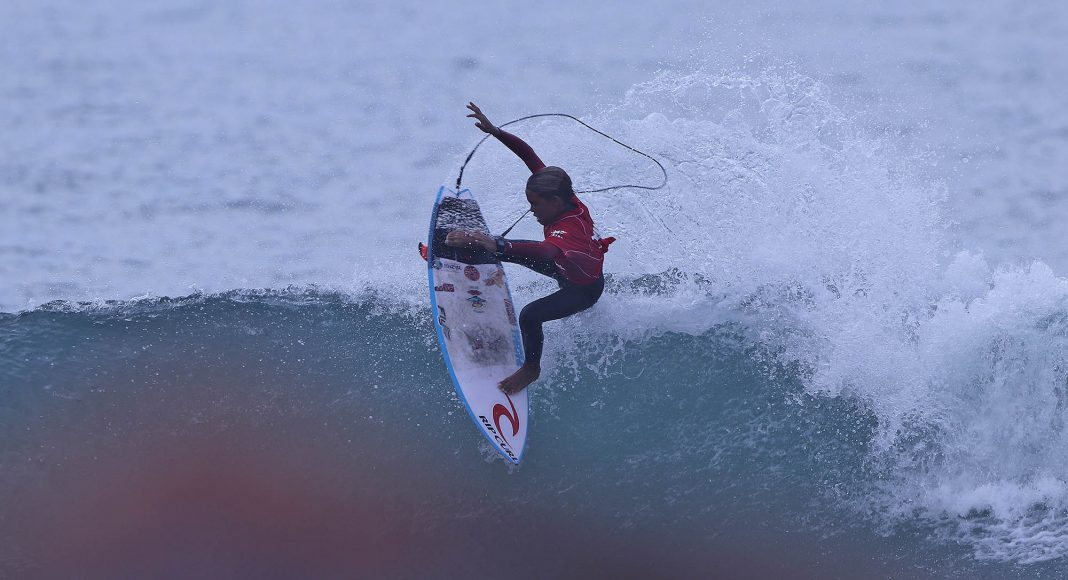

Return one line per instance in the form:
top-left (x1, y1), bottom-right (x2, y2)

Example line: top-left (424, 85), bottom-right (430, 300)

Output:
top-left (466, 104), bottom-right (497, 134)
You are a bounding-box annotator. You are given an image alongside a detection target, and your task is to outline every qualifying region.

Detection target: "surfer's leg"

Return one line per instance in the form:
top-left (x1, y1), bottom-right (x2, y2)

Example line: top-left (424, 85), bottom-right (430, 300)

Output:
top-left (518, 278), bottom-right (603, 364)
top-left (500, 276), bottom-right (605, 394)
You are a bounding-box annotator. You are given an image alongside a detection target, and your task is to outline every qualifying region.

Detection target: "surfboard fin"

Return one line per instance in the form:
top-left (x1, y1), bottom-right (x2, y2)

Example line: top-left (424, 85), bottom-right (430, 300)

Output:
top-left (418, 242), bottom-right (428, 262)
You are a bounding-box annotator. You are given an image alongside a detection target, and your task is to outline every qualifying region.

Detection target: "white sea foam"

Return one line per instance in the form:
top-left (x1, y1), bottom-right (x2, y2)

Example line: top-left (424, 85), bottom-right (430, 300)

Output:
top-left (504, 67), bottom-right (1068, 563)
top-left (4, 1), bottom-right (1067, 313)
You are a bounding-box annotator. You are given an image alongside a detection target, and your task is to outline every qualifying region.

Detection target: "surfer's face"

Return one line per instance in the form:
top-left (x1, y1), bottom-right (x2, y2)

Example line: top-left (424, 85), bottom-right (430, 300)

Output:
top-left (526, 190), bottom-right (568, 225)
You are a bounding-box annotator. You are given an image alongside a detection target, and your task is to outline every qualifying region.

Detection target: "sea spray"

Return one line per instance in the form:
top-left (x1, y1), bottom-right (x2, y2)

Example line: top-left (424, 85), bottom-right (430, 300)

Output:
top-left (488, 68), bottom-right (1068, 564)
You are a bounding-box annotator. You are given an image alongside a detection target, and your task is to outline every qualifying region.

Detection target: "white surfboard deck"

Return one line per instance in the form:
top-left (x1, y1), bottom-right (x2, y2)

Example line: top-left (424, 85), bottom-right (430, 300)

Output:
top-left (428, 186), bottom-right (527, 464)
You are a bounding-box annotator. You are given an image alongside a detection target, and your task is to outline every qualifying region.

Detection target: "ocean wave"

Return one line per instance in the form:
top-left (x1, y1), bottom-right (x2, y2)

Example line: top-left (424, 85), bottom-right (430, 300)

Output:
top-left (5, 60), bottom-right (1068, 570)
top-left (4, 274), bottom-right (1068, 572)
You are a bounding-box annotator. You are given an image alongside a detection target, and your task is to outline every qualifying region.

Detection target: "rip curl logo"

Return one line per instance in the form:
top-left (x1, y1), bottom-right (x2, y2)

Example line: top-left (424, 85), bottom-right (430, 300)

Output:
top-left (550, 229), bottom-right (566, 238)
top-left (478, 394), bottom-right (520, 462)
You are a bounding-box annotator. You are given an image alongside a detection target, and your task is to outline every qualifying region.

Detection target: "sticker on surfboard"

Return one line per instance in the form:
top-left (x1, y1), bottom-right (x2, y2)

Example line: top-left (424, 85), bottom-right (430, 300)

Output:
top-left (427, 186), bottom-right (527, 464)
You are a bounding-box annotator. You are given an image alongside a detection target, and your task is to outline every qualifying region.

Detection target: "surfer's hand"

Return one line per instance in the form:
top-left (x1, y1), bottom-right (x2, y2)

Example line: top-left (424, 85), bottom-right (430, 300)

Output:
top-left (466, 102), bottom-right (499, 136)
top-left (445, 230), bottom-right (495, 251)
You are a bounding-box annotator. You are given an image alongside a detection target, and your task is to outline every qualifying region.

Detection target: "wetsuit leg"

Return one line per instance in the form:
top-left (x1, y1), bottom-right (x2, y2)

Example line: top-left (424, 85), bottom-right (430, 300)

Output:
top-left (518, 276), bottom-right (604, 369)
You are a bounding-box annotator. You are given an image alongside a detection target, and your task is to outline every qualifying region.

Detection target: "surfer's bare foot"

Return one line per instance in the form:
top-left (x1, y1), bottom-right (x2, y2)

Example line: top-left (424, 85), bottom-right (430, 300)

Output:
top-left (499, 365), bottom-right (539, 395)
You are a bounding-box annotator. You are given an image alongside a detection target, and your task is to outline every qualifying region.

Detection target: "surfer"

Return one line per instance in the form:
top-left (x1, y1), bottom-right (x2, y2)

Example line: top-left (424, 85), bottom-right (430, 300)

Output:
top-left (444, 102), bottom-right (613, 394)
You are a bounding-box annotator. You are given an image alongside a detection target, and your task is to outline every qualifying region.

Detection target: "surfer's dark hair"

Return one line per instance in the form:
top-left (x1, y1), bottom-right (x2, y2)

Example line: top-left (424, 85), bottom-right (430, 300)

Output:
top-left (526, 166), bottom-right (574, 203)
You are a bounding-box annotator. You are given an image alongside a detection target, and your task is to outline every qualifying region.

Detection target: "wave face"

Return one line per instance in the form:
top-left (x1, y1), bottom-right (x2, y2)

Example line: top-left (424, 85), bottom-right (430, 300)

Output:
top-left (0, 288), bottom-right (1067, 578)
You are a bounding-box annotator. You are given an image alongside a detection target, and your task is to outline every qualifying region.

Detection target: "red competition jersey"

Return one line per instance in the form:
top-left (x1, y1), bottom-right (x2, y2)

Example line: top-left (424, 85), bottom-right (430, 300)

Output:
top-left (542, 197), bottom-right (611, 284)
top-left (496, 130), bottom-right (614, 285)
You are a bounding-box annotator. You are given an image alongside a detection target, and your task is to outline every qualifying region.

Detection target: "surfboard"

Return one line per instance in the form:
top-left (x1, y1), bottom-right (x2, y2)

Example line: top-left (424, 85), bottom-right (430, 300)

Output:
top-left (427, 186), bottom-right (527, 464)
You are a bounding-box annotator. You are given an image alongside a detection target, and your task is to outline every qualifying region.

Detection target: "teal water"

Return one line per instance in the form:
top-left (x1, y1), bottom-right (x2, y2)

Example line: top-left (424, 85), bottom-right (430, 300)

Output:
top-left (1, 290), bottom-right (1062, 578)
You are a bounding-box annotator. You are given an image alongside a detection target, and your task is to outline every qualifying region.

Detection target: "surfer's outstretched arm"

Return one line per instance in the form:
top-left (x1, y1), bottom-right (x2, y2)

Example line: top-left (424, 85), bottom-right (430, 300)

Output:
top-left (467, 102), bottom-right (546, 174)
top-left (494, 131), bottom-right (545, 174)
top-left (496, 239), bottom-right (559, 260)
top-left (443, 231), bottom-right (560, 261)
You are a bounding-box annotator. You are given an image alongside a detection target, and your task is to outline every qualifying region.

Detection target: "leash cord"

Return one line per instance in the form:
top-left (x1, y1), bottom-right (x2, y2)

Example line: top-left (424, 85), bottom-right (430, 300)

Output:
top-left (453, 113), bottom-right (668, 236)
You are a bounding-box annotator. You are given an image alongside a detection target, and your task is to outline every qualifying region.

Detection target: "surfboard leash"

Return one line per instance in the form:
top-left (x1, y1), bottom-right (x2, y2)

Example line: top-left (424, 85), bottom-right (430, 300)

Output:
top-left (453, 113), bottom-right (669, 236)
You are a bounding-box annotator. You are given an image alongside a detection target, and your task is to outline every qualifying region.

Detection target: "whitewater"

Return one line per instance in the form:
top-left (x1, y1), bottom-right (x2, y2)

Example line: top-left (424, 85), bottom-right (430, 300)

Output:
top-left (3, 1), bottom-right (1068, 577)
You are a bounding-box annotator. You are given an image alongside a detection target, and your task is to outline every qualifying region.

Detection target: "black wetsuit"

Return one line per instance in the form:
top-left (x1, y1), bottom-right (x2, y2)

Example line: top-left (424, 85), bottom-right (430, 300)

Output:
top-left (498, 248), bottom-right (604, 368)
top-left (487, 128), bottom-right (611, 370)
